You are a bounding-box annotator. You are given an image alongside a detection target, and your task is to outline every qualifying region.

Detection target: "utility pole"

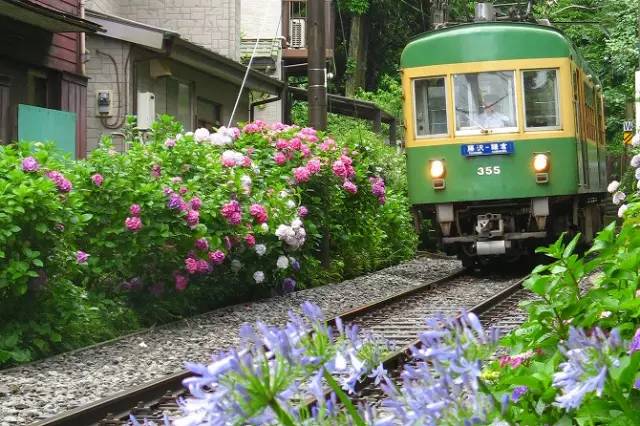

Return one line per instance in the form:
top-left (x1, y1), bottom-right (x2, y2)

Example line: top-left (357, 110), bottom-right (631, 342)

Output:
top-left (307, 0), bottom-right (328, 130)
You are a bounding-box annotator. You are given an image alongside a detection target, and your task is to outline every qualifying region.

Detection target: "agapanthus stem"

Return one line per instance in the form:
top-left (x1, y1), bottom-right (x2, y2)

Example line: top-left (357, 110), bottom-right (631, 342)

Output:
top-left (268, 400), bottom-right (297, 426)
top-left (477, 378), bottom-right (516, 426)
top-left (322, 368), bottom-right (366, 426)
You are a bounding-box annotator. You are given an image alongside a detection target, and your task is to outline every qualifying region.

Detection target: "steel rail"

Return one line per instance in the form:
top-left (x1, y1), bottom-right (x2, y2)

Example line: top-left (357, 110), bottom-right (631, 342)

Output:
top-left (30, 267), bottom-right (468, 426)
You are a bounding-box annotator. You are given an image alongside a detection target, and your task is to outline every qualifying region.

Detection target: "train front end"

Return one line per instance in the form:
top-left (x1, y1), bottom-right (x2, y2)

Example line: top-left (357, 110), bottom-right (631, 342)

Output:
top-left (401, 23), bottom-right (607, 265)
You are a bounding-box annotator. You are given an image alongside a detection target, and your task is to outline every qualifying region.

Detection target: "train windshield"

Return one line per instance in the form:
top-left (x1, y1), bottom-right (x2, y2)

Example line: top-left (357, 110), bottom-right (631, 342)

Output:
top-left (453, 71), bottom-right (517, 134)
top-left (413, 77), bottom-right (448, 137)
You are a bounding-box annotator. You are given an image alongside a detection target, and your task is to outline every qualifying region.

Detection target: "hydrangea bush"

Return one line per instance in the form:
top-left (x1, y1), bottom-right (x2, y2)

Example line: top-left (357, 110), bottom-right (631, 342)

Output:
top-left (0, 116), bottom-right (417, 366)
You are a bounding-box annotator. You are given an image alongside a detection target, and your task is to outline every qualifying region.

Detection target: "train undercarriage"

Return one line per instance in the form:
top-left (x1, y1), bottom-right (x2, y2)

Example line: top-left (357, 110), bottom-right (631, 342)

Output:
top-left (416, 195), bottom-right (607, 267)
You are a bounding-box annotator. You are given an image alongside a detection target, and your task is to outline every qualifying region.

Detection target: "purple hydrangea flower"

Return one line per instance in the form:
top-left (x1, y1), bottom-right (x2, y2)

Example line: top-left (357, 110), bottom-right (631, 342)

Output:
top-left (22, 156), bottom-right (40, 172)
top-left (76, 250), bottom-right (89, 265)
top-left (282, 277), bottom-right (296, 293)
top-left (91, 173), bottom-right (104, 186)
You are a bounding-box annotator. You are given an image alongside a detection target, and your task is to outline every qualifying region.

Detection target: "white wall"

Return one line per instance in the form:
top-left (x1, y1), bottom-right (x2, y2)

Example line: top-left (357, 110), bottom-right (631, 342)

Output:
top-left (241, 0), bottom-right (281, 39)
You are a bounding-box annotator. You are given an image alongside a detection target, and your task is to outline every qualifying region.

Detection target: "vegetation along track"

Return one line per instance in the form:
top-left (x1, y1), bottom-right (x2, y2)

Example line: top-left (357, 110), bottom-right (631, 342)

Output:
top-left (31, 264), bottom-right (529, 426)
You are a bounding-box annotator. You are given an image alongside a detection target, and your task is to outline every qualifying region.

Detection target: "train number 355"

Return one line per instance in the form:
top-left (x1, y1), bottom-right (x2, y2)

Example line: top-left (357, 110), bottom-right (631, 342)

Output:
top-left (477, 166), bottom-right (501, 176)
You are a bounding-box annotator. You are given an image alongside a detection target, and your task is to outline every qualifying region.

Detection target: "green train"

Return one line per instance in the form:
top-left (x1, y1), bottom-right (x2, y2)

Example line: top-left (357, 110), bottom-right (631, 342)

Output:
top-left (401, 22), bottom-right (608, 266)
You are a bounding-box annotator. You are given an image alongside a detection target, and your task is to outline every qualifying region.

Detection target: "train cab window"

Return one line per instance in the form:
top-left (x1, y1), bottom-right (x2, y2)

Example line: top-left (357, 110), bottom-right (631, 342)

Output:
top-left (453, 71), bottom-right (517, 135)
top-left (522, 69), bottom-right (560, 130)
top-left (413, 77), bottom-right (448, 137)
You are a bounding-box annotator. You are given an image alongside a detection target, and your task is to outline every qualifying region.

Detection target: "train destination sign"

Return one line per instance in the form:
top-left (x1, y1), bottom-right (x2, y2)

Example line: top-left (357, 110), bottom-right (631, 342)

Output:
top-left (461, 142), bottom-right (515, 157)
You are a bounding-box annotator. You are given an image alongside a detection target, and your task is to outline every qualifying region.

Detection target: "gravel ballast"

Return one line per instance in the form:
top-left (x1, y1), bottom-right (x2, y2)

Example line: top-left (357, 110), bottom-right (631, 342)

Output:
top-left (0, 257), bottom-right (460, 425)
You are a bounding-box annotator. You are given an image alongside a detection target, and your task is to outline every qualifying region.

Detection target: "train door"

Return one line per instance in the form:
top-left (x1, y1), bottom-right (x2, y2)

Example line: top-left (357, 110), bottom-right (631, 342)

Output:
top-left (573, 67), bottom-right (589, 189)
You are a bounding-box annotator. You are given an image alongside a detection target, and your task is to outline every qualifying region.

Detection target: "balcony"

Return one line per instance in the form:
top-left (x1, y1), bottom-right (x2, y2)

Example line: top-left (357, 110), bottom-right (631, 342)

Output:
top-left (281, 0), bottom-right (334, 69)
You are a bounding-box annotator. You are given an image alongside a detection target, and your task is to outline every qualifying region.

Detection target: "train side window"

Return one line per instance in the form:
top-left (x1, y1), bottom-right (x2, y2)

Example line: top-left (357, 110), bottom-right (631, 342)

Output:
top-left (522, 69), bottom-right (560, 130)
top-left (413, 77), bottom-right (448, 137)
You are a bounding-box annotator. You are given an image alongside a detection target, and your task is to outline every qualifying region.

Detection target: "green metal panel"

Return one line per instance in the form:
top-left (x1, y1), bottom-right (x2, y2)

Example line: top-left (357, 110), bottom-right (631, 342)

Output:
top-left (406, 138), bottom-right (581, 205)
top-left (18, 104), bottom-right (76, 159)
top-left (401, 23), bottom-right (596, 80)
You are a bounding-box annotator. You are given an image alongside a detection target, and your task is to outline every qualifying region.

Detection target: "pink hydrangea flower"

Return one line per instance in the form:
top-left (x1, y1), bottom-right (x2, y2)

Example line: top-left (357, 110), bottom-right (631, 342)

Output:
top-left (320, 138), bottom-right (336, 151)
top-left (197, 259), bottom-right (210, 274)
top-left (174, 273), bottom-right (189, 291)
top-left (293, 167), bottom-right (311, 183)
top-left (76, 250), bottom-right (89, 265)
top-left (370, 177), bottom-right (386, 197)
top-left (22, 157), bottom-right (40, 172)
top-left (129, 204), bottom-right (141, 216)
top-left (171, 176), bottom-right (183, 184)
top-left (185, 210), bottom-right (200, 227)
top-left (249, 203), bottom-right (268, 223)
top-left (190, 197), bottom-right (202, 210)
top-left (298, 206), bottom-right (309, 217)
top-left (91, 174), bottom-right (104, 186)
top-left (343, 180), bottom-right (358, 194)
top-left (165, 138), bottom-right (176, 148)
top-left (332, 156), bottom-right (355, 179)
top-left (275, 139), bottom-right (289, 150)
top-left (125, 216), bottom-right (143, 232)
top-left (185, 258), bottom-right (198, 274)
top-left (208, 250), bottom-right (225, 265)
top-left (289, 137), bottom-right (302, 150)
top-left (241, 156), bottom-right (252, 167)
top-left (306, 158), bottom-right (321, 174)
top-left (274, 152), bottom-right (287, 165)
top-left (179, 187), bottom-right (188, 195)
top-left (47, 171), bottom-right (73, 193)
top-left (245, 234), bottom-right (256, 247)
top-left (300, 144), bottom-right (311, 157)
top-left (195, 238), bottom-right (209, 251)
top-left (151, 164), bottom-right (161, 178)
top-left (221, 200), bottom-right (242, 225)
top-left (243, 120), bottom-right (266, 133)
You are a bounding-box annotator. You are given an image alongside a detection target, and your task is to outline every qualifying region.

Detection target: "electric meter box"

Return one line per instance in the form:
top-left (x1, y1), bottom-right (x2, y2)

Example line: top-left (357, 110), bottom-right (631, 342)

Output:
top-left (137, 92), bottom-right (155, 130)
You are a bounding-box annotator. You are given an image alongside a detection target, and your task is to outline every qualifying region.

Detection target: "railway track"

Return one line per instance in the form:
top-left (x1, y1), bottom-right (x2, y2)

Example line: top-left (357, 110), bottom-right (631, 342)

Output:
top-left (31, 265), bottom-right (530, 426)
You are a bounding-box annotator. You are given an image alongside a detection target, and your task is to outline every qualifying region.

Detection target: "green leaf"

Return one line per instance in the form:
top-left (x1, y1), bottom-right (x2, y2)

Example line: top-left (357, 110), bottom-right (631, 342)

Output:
top-left (32, 259), bottom-right (43, 267)
top-left (562, 233), bottom-right (581, 259)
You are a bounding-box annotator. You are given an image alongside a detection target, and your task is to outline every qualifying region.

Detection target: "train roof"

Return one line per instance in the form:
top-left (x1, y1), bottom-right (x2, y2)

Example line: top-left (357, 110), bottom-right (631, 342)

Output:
top-left (401, 22), bottom-right (597, 81)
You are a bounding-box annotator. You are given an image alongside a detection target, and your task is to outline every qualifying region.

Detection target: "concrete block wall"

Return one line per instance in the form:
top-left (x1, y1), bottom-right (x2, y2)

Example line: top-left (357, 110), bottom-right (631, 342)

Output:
top-left (92, 0), bottom-right (242, 60)
top-left (85, 36), bottom-right (132, 154)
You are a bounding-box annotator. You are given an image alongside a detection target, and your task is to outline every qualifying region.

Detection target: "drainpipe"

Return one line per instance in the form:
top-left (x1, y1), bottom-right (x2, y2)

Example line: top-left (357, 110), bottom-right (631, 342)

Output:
top-left (80, 0), bottom-right (86, 75)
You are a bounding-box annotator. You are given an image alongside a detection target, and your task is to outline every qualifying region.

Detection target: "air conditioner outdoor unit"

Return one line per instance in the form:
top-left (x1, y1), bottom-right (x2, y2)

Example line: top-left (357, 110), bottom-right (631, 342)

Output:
top-left (137, 92), bottom-right (155, 130)
top-left (289, 18), bottom-right (306, 48)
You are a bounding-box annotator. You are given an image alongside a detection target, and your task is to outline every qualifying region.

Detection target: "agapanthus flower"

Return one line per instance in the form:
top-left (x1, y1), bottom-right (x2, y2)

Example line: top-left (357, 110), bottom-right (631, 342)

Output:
top-left (255, 244), bottom-right (267, 256)
top-left (194, 127), bottom-right (210, 142)
top-left (91, 173), bottom-right (104, 186)
top-left (76, 250), bottom-right (89, 265)
top-left (276, 255), bottom-right (289, 269)
top-left (282, 277), bottom-right (296, 292)
top-left (249, 203), bottom-right (268, 223)
top-left (185, 257), bottom-right (198, 275)
top-left (629, 328), bottom-right (640, 354)
top-left (175, 273), bottom-right (188, 291)
top-left (21, 156), bottom-right (39, 172)
top-left (293, 166), bottom-right (311, 183)
top-left (208, 250), bottom-right (225, 265)
top-left (195, 238), bottom-right (209, 251)
top-left (253, 271), bottom-right (265, 284)
top-left (129, 204), bottom-right (141, 216)
top-left (185, 210), bottom-right (199, 228)
top-left (125, 216), bottom-right (142, 232)
top-left (511, 386), bottom-right (528, 402)
top-left (343, 180), bottom-right (358, 194)
top-left (245, 234), bottom-right (256, 247)
top-left (607, 180), bottom-right (620, 193)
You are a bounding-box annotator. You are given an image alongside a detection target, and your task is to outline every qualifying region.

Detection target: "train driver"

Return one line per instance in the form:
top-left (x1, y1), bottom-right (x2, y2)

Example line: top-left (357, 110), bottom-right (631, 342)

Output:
top-left (478, 96), bottom-right (510, 129)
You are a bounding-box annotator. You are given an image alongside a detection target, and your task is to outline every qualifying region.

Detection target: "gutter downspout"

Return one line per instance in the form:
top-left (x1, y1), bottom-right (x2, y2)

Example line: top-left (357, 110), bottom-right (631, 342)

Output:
top-left (80, 0), bottom-right (86, 75)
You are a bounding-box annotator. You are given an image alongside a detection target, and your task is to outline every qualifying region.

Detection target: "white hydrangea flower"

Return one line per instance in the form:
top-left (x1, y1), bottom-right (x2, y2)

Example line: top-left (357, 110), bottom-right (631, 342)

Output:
top-left (636, 168), bottom-right (640, 180)
top-left (240, 175), bottom-right (252, 187)
top-left (631, 154), bottom-right (640, 168)
top-left (221, 150), bottom-right (244, 166)
top-left (599, 311), bottom-right (612, 319)
top-left (286, 200), bottom-right (296, 209)
top-left (231, 259), bottom-right (242, 273)
top-left (260, 223), bottom-right (269, 232)
top-left (607, 180), bottom-right (620, 193)
top-left (612, 191), bottom-right (626, 205)
top-left (291, 218), bottom-right (303, 229)
top-left (279, 190), bottom-right (290, 198)
top-left (184, 132), bottom-right (194, 137)
top-left (176, 133), bottom-right (183, 141)
top-left (194, 128), bottom-right (210, 142)
top-left (209, 130), bottom-right (233, 146)
top-left (275, 221), bottom-right (306, 250)
top-left (633, 133), bottom-right (640, 147)
top-left (253, 271), bottom-right (265, 284)
top-left (255, 244), bottom-right (267, 256)
top-left (618, 204), bottom-right (629, 218)
top-left (276, 255), bottom-right (289, 269)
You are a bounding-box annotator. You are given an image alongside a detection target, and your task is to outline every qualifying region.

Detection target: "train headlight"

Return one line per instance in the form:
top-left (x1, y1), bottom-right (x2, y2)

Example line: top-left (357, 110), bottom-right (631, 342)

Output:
top-left (430, 160), bottom-right (446, 178)
top-left (533, 154), bottom-right (549, 172)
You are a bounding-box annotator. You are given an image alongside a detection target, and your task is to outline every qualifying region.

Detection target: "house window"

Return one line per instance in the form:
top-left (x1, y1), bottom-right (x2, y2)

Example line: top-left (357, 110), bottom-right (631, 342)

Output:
top-left (27, 70), bottom-right (48, 108)
top-left (522, 69), bottom-right (560, 130)
top-left (166, 78), bottom-right (193, 130)
top-left (196, 98), bottom-right (222, 130)
top-left (413, 77), bottom-right (448, 137)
